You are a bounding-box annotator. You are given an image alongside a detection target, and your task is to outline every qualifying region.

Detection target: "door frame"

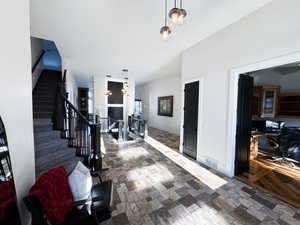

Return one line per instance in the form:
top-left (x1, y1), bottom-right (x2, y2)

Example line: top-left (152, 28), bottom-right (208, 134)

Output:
top-left (180, 77), bottom-right (204, 162)
top-left (227, 51), bottom-right (300, 177)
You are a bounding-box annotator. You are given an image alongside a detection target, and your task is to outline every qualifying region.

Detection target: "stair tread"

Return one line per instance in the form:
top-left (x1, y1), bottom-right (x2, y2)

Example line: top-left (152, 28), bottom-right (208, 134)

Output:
top-left (33, 69), bottom-right (80, 177)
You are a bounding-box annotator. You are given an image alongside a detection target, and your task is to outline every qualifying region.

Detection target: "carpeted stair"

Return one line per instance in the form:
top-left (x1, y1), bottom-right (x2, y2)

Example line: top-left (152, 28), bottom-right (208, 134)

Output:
top-left (32, 70), bottom-right (80, 177)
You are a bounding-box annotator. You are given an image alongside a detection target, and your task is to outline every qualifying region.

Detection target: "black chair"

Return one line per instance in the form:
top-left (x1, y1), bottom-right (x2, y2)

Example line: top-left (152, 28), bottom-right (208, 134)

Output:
top-left (265, 127), bottom-right (300, 167)
top-left (23, 180), bottom-right (113, 225)
top-left (277, 127), bottom-right (300, 166)
top-left (265, 135), bottom-right (280, 152)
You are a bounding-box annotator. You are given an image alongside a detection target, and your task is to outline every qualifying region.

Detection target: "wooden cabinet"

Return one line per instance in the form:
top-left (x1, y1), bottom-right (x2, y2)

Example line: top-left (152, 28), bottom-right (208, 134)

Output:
top-left (252, 86), bottom-right (300, 118)
top-left (261, 86), bottom-right (280, 118)
top-left (278, 93), bottom-right (300, 118)
top-left (252, 86), bottom-right (280, 118)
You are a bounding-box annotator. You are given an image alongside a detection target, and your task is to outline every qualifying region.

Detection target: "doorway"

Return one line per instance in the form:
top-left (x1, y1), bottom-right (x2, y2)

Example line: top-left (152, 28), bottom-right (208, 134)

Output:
top-left (183, 81), bottom-right (199, 159)
top-left (234, 62), bottom-right (300, 208)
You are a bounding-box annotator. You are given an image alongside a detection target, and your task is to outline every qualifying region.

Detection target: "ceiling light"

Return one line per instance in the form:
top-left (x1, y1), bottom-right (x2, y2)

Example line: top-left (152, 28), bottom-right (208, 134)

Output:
top-left (105, 90), bottom-right (112, 96)
top-left (178, 0), bottom-right (187, 24)
top-left (169, 0), bottom-right (181, 25)
top-left (160, 26), bottom-right (171, 40)
top-left (160, 0), bottom-right (171, 40)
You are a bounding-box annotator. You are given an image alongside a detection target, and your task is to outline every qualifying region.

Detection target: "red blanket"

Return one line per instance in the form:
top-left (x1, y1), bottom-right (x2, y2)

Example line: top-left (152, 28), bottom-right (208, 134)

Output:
top-left (29, 166), bottom-right (73, 224)
top-left (0, 179), bottom-right (16, 222)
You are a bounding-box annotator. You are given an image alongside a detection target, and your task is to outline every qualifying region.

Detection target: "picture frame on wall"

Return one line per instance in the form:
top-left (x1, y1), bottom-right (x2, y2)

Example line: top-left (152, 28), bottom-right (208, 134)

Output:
top-left (158, 96), bottom-right (173, 117)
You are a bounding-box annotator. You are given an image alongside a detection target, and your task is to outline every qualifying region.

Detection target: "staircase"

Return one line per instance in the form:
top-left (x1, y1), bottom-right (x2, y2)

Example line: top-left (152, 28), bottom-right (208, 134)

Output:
top-left (33, 70), bottom-right (60, 119)
top-left (32, 70), bottom-right (79, 177)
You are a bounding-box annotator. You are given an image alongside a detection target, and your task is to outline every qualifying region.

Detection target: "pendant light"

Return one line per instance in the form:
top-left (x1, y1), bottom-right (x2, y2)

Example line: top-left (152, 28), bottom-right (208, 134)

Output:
top-left (160, 0), bottom-right (171, 40)
top-left (105, 90), bottom-right (112, 96)
top-left (178, 0), bottom-right (187, 24)
top-left (168, 0), bottom-right (181, 25)
top-left (105, 74), bottom-right (112, 96)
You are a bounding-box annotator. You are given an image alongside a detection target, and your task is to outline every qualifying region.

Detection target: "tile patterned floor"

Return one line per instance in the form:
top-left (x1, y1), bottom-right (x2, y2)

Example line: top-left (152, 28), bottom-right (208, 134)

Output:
top-left (148, 127), bottom-right (180, 152)
top-left (100, 134), bottom-right (300, 225)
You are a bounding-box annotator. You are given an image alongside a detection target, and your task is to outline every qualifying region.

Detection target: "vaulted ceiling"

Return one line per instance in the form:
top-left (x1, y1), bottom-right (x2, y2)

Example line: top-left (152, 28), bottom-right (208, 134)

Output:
top-left (30, 0), bottom-right (272, 85)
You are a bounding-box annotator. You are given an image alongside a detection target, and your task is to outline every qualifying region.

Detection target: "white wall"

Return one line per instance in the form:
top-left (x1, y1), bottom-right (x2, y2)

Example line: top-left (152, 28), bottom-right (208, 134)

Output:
top-left (64, 69), bottom-right (78, 106)
top-left (30, 37), bottom-right (43, 65)
top-left (31, 37), bottom-right (44, 89)
top-left (136, 75), bottom-right (182, 135)
top-left (182, 0), bottom-right (300, 176)
top-left (0, 1), bottom-right (35, 224)
top-left (94, 77), bottom-right (107, 118)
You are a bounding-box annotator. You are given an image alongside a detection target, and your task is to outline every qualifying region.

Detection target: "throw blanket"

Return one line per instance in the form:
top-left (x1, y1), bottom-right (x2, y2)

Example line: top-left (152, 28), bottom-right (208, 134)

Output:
top-left (0, 179), bottom-right (16, 222)
top-left (30, 166), bottom-right (73, 224)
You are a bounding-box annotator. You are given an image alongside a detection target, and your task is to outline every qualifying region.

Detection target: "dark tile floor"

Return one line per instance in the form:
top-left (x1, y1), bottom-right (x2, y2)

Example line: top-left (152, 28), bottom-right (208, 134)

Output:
top-left (100, 134), bottom-right (300, 225)
top-left (148, 127), bottom-right (180, 152)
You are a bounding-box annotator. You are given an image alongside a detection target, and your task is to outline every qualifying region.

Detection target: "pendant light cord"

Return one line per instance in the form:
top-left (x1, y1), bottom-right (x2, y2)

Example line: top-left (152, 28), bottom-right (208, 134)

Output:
top-left (180, 0), bottom-right (182, 9)
top-left (174, 0), bottom-right (177, 8)
top-left (165, 0), bottom-right (167, 26)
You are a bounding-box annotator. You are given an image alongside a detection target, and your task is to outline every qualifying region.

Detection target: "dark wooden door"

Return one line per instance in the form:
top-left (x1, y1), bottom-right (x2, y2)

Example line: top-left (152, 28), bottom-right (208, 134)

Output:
top-left (183, 81), bottom-right (199, 159)
top-left (235, 74), bottom-right (253, 175)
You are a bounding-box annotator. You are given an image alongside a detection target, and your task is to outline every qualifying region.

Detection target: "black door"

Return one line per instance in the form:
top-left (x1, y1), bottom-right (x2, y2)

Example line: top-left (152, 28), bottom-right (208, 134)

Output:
top-left (235, 74), bottom-right (253, 176)
top-left (183, 81), bottom-right (199, 159)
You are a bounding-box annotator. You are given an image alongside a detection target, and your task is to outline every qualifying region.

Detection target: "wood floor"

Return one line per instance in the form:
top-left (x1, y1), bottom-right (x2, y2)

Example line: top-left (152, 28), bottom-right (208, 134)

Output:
top-left (237, 157), bottom-right (300, 208)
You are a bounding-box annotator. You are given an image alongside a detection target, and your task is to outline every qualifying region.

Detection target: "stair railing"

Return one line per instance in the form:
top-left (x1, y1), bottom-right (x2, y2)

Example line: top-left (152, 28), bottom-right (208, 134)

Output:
top-left (53, 82), bottom-right (103, 176)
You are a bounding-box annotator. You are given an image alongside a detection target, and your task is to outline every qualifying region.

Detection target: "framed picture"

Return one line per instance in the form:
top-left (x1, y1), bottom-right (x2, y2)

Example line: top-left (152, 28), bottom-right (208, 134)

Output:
top-left (158, 96), bottom-right (173, 117)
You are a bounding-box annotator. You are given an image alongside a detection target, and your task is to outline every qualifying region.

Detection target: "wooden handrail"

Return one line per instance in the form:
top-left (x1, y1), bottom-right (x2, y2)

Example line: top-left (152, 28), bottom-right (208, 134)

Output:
top-left (32, 50), bottom-right (46, 73)
top-left (59, 88), bottom-right (92, 126)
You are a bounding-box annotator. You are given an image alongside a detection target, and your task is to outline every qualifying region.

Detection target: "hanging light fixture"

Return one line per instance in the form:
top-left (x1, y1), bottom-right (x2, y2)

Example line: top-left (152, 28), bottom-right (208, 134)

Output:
top-left (160, 0), bottom-right (171, 40)
top-left (178, 0), bottom-right (187, 24)
top-left (168, 0), bottom-right (181, 25)
top-left (105, 74), bottom-right (112, 96)
top-left (105, 90), bottom-right (112, 96)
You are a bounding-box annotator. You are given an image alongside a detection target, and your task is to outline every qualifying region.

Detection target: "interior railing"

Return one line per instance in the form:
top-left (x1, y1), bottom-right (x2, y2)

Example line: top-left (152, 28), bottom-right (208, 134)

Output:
top-left (128, 115), bottom-right (148, 138)
top-left (53, 76), bottom-right (103, 176)
top-left (95, 114), bottom-right (147, 142)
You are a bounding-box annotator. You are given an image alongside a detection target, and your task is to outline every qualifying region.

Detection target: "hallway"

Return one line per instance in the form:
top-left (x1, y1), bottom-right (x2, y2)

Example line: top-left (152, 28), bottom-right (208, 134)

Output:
top-left (148, 127), bottom-right (180, 152)
top-left (101, 134), bottom-right (300, 225)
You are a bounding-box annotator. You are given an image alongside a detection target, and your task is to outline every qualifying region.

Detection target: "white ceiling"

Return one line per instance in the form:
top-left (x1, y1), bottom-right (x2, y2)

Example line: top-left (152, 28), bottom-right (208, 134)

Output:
top-left (30, 0), bottom-right (272, 85)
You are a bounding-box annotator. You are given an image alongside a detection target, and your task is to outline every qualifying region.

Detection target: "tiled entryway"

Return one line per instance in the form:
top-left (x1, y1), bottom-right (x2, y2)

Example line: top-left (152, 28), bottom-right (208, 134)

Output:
top-left (101, 134), bottom-right (300, 225)
top-left (148, 127), bottom-right (180, 152)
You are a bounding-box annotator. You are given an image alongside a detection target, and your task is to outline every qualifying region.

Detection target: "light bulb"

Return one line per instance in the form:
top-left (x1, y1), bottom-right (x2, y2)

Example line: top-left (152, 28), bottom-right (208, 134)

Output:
top-left (160, 26), bottom-right (171, 40)
top-left (169, 8), bottom-right (181, 25)
top-left (178, 8), bottom-right (187, 24)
